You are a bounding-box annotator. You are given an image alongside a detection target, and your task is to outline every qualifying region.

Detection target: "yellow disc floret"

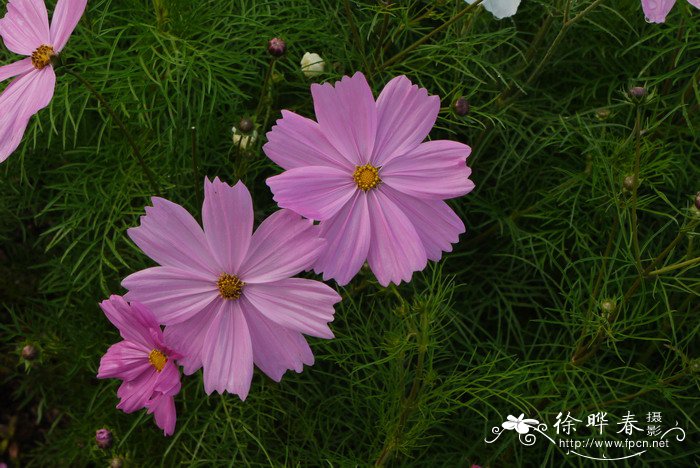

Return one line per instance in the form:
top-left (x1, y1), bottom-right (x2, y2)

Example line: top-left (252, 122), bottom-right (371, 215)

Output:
top-left (31, 45), bottom-right (55, 70)
top-left (353, 164), bottom-right (381, 191)
top-left (148, 349), bottom-right (168, 372)
top-left (217, 273), bottom-right (245, 300)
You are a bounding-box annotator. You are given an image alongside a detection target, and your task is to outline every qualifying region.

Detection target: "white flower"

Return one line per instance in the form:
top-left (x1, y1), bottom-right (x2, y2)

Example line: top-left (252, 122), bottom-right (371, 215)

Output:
top-left (231, 127), bottom-right (258, 149)
top-left (300, 52), bottom-right (325, 78)
top-left (466, 0), bottom-right (521, 19)
top-left (502, 414), bottom-right (539, 434)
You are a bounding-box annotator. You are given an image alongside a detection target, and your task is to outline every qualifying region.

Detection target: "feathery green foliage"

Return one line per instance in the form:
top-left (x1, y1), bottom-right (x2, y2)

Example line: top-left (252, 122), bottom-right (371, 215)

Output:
top-left (1, 0), bottom-right (699, 466)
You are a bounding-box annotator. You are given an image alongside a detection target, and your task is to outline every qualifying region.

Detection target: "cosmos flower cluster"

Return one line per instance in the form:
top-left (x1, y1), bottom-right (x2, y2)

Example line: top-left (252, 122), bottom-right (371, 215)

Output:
top-left (2, 0), bottom-right (680, 438)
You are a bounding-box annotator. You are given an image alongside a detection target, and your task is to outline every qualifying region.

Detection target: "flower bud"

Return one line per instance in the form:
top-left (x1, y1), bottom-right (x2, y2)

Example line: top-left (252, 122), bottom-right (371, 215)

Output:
top-left (623, 175), bottom-right (636, 192)
top-left (600, 299), bottom-right (615, 319)
top-left (231, 126), bottom-right (258, 150)
top-left (453, 97), bottom-right (470, 116)
top-left (238, 118), bottom-right (254, 134)
top-left (595, 108), bottom-right (610, 120)
top-left (95, 428), bottom-right (113, 450)
top-left (110, 457), bottom-right (124, 468)
top-left (21, 344), bottom-right (38, 360)
top-left (267, 37), bottom-right (286, 57)
top-left (689, 358), bottom-right (700, 375)
top-left (301, 52), bottom-right (325, 78)
top-left (629, 86), bottom-right (646, 99)
top-left (695, 192), bottom-right (700, 211)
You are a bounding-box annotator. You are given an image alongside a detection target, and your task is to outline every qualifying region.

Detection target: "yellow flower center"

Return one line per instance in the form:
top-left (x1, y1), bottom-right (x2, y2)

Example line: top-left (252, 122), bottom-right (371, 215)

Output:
top-left (148, 349), bottom-right (167, 372)
top-left (353, 164), bottom-right (381, 191)
top-left (31, 45), bottom-right (55, 70)
top-left (217, 273), bottom-right (244, 300)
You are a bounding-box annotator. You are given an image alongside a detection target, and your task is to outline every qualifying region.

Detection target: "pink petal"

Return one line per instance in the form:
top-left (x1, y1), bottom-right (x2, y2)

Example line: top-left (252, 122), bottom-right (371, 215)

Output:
top-left (116, 368), bottom-right (160, 413)
top-left (202, 178), bottom-right (252, 274)
top-left (122, 266), bottom-right (219, 325)
top-left (238, 209), bottom-right (325, 284)
top-left (201, 302), bottom-right (253, 398)
top-left (242, 278), bottom-right (339, 339)
top-left (366, 190), bottom-right (427, 286)
top-left (127, 197), bottom-right (221, 275)
top-left (313, 191), bottom-right (371, 286)
top-left (372, 75), bottom-right (440, 166)
top-left (689, 0), bottom-right (700, 8)
top-left (99, 295), bottom-right (161, 348)
top-left (381, 140), bottom-right (474, 199)
top-left (381, 186), bottom-right (465, 261)
top-left (0, 57), bottom-right (32, 82)
top-left (0, 67), bottom-right (55, 163)
top-left (0, 0), bottom-right (50, 55)
top-left (49, 0), bottom-right (87, 52)
top-left (641, 0), bottom-right (676, 22)
top-left (97, 341), bottom-right (151, 381)
top-left (146, 393), bottom-right (177, 436)
top-left (263, 110), bottom-right (355, 171)
top-left (266, 166), bottom-right (356, 220)
top-left (162, 300), bottom-right (220, 375)
top-left (242, 301), bottom-right (314, 382)
top-left (311, 72), bottom-right (377, 165)
top-left (153, 360), bottom-right (181, 396)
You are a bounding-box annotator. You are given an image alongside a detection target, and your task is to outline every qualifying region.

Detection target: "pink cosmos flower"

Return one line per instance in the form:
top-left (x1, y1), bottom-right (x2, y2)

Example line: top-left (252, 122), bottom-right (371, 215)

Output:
top-left (0, 0), bottom-right (87, 162)
top-left (122, 178), bottom-right (340, 399)
top-left (264, 72), bottom-right (474, 287)
top-left (97, 295), bottom-right (181, 436)
top-left (641, 0), bottom-right (700, 22)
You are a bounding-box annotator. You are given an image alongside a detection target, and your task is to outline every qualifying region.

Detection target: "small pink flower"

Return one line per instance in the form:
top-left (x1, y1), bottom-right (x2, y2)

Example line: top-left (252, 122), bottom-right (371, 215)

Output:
top-left (264, 72), bottom-right (474, 287)
top-left (641, 0), bottom-right (700, 23)
top-left (0, 0), bottom-right (87, 162)
top-left (122, 178), bottom-right (340, 399)
top-left (97, 295), bottom-right (181, 436)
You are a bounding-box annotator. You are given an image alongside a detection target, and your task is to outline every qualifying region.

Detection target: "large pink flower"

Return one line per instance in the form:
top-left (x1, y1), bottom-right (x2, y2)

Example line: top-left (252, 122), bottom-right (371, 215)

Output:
top-left (264, 72), bottom-right (474, 287)
top-left (0, 0), bottom-right (87, 162)
top-left (641, 0), bottom-right (700, 23)
top-left (122, 178), bottom-right (340, 399)
top-left (97, 295), bottom-right (181, 436)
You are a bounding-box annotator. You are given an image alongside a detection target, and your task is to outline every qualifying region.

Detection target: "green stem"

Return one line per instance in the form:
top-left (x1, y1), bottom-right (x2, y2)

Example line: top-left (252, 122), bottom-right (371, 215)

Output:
top-left (191, 126), bottom-right (201, 209)
top-left (631, 105), bottom-right (643, 273)
top-left (65, 68), bottom-right (161, 197)
top-left (647, 256), bottom-right (700, 276)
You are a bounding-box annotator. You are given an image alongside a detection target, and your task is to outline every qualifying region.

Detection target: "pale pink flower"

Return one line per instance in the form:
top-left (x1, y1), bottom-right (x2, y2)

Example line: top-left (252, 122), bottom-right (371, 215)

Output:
top-left (0, 0), bottom-right (87, 162)
top-left (122, 178), bottom-right (339, 399)
top-left (97, 295), bottom-right (181, 436)
top-left (265, 72), bottom-right (474, 287)
top-left (641, 0), bottom-right (700, 23)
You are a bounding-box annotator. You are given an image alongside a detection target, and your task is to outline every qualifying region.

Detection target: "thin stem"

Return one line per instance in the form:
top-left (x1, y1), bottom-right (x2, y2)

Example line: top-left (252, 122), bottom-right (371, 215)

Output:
top-left (344, 0), bottom-right (366, 70)
top-left (375, 301), bottom-right (430, 467)
top-left (65, 68), bottom-right (161, 196)
top-left (631, 105), bottom-right (643, 273)
top-left (647, 256), bottom-right (700, 276)
top-left (191, 126), bottom-right (202, 209)
top-left (379, 0), bottom-right (484, 71)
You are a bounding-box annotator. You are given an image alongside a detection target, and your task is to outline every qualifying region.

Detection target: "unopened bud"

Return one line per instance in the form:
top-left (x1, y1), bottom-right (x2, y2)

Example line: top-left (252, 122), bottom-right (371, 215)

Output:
top-left (453, 97), bottom-right (470, 116)
top-left (629, 86), bottom-right (646, 100)
top-left (629, 87), bottom-right (646, 98)
top-left (110, 457), bottom-right (124, 468)
top-left (301, 52), bottom-right (325, 78)
top-left (600, 299), bottom-right (615, 319)
top-left (267, 37), bottom-right (286, 57)
top-left (238, 118), bottom-right (254, 134)
top-left (595, 108), bottom-right (610, 120)
top-left (689, 358), bottom-right (700, 375)
top-left (21, 344), bottom-right (38, 360)
top-left (231, 127), bottom-right (258, 150)
top-left (623, 175), bottom-right (636, 192)
top-left (95, 428), bottom-right (113, 450)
